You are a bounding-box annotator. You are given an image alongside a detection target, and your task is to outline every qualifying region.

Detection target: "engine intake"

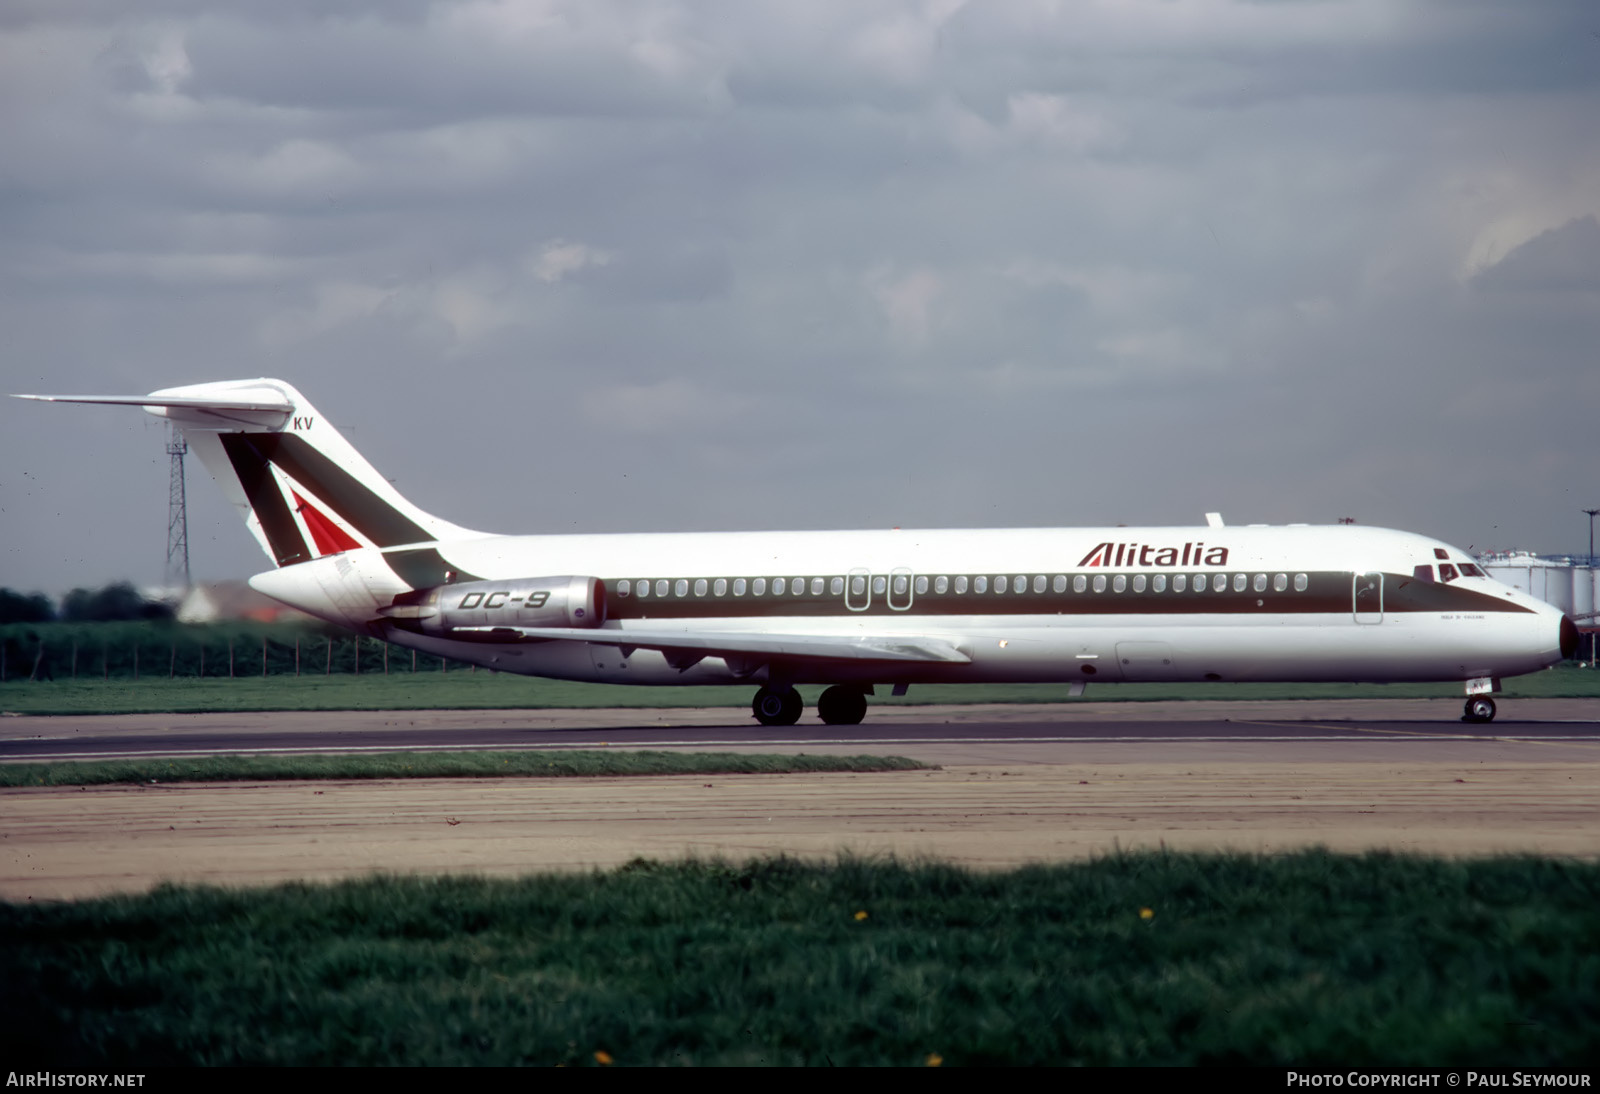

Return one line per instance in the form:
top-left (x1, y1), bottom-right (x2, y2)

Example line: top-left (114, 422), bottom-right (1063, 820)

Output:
top-left (381, 575), bottom-right (607, 636)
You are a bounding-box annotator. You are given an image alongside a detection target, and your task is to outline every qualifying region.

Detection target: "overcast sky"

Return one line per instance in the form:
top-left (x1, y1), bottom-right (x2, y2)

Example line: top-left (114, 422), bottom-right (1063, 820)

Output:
top-left (3, 0), bottom-right (1598, 596)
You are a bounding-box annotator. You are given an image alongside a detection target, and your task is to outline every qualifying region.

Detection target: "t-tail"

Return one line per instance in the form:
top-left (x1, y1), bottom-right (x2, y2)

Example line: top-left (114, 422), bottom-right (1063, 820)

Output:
top-left (16, 378), bottom-right (482, 568)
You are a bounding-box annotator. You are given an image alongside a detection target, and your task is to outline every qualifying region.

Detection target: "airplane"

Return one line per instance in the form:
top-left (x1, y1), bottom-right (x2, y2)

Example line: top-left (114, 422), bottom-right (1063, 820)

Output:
top-left (17, 378), bottom-right (1578, 725)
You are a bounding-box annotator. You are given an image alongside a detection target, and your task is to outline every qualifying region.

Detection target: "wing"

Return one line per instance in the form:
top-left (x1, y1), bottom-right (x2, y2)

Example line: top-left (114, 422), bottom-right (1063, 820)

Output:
top-left (448, 624), bottom-right (971, 671)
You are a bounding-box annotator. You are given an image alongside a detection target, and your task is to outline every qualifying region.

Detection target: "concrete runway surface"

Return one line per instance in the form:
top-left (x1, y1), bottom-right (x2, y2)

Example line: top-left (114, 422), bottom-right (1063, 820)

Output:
top-left (4, 699), bottom-right (1598, 901)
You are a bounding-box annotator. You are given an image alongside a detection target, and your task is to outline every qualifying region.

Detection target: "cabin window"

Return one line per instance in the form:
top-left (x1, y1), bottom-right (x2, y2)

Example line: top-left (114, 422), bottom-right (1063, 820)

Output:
top-left (1216, 574), bottom-right (1230, 593)
top-left (873, 575), bottom-right (887, 595)
top-left (850, 575), bottom-right (865, 596)
top-left (1133, 574), bottom-right (1147, 593)
top-left (915, 575), bottom-right (929, 594)
top-left (1439, 563), bottom-right (1459, 582)
top-left (675, 579), bottom-right (690, 597)
top-left (1033, 575), bottom-right (1047, 594)
top-left (974, 575), bottom-right (989, 594)
top-left (1113, 575), bottom-right (1127, 593)
top-left (635, 581), bottom-right (648, 599)
top-left (1174, 574), bottom-right (1187, 592)
top-left (774, 577), bottom-right (788, 595)
top-left (1253, 574), bottom-right (1267, 593)
top-left (831, 576), bottom-right (845, 595)
top-left (1460, 563), bottom-right (1483, 577)
top-left (995, 576), bottom-right (1008, 594)
top-left (691, 579), bottom-right (706, 596)
top-left (617, 579), bottom-right (631, 597)
top-left (1092, 575), bottom-right (1106, 593)
top-left (713, 578), bottom-right (727, 596)
top-left (733, 578), bottom-right (747, 596)
top-left (1274, 573), bottom-right (1288, 592)
top-left (655, 579), bottom-right (670, 597)
top-left (1412, 565), bottom-right (1434, 584)
top-left (935, 575), bottom-right (949, 594)
top-left (893, 575), bottom-right (908, 596)
top-left (1294, 573), bottom-right (1308, 592)
top-left (811, 577), bottom-right (824, 596)
top-left (1153, 574), bottom-right (1167, 593)
top-left (753, 577), bottom-right (767, 595)
top-left (1073, 575), bottom-right (1087, 593)
top-left (1053, 575), bottom-right (1066, 593)
top-left (955, 575), bottom-right (969, 594)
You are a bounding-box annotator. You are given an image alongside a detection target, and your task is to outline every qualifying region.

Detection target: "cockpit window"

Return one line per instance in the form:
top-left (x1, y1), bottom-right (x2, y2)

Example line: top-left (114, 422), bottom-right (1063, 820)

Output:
top-left (1433, 548), bottom-right (1449, 560)
top-left (1459, 563), bottom-right (1482, 578)
top-left (1439, 563), bottom-right (1459, 582)
top-left (1412, 565), bottom-right (1435, 583)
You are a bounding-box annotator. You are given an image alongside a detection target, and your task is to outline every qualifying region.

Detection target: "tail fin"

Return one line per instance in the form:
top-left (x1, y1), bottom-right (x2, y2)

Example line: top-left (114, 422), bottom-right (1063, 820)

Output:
top-left (16, 378), bottom-right (481, 568)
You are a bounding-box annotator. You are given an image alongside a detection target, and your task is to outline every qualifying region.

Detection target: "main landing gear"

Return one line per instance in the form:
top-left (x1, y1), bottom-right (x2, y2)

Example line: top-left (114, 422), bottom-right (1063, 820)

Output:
top-left (816, 686), bottom-right (868, 726)
top-left (752, 686), bottom-right (803, 727)
top-left (751, 685), bottom-right (870, 726)
top-left (1462, 697), bottom-right (1497, 724)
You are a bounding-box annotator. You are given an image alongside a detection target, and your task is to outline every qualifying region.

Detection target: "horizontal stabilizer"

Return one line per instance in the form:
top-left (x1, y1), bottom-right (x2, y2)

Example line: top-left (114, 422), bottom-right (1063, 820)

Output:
top-left (14, 384), bottom-right (295, 430)
top-left (13, 393), bottom-right (292, 411)
top-left (16, 378), bottom-right (481, 566)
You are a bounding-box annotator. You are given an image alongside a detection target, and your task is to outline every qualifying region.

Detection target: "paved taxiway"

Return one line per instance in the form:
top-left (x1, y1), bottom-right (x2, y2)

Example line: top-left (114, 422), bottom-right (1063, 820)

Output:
top-left (4, 700), bottom-right (1598, 900)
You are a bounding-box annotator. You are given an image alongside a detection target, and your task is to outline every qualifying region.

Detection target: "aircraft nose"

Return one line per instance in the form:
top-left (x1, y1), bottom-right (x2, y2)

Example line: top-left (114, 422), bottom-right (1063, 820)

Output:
top-left (1560, 614), bottom-right (1579, 660)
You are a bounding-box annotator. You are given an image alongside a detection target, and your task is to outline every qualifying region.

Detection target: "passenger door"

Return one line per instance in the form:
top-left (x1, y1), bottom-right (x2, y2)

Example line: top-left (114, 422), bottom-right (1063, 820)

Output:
top-left (1353, 572), bottom-right (1383, 624)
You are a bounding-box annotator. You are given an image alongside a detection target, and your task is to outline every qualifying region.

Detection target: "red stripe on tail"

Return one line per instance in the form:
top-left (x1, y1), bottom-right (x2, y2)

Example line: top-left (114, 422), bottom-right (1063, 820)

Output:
top-left (293, 490), bottom-right (361, 556)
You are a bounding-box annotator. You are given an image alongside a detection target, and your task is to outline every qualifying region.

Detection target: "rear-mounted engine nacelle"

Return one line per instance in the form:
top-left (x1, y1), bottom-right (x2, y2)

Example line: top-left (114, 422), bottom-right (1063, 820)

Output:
top-left (380, 575), bottom-right (606, 636)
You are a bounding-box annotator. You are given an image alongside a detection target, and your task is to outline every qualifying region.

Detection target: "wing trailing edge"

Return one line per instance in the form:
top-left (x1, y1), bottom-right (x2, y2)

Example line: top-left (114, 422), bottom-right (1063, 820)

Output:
top-left (449, 625), bottom-right (972, 665)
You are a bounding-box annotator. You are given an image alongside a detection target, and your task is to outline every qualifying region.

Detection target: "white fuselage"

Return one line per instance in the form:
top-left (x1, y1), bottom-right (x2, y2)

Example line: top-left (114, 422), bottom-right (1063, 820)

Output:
top-left (250, 523), bottom-right (1570, 689)
top-left (22, 377), bottom-right (1572, 723)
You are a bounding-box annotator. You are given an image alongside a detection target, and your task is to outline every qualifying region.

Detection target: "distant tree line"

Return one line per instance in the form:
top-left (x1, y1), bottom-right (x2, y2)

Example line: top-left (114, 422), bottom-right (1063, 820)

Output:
top-left (0, 582), bottom-right (175, 624)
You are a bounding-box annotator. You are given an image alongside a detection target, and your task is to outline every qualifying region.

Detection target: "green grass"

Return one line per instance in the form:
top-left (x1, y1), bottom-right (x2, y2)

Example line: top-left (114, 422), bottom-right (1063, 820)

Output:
top-left (3, 662), bottom-right (1599, 716)
top-left (0, 750), bottom-right (928, 787)
top-left (3, 852), bottom-right (1597, 1066)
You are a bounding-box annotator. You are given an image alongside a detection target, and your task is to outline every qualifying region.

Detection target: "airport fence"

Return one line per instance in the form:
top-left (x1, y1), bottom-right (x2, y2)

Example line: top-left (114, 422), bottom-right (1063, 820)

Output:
top-left (0, 621), bottom-right (473, 683)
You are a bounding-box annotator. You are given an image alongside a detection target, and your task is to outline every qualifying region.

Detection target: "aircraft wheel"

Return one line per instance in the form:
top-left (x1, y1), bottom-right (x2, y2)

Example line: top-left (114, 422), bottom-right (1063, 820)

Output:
top-left (752, 686), bottom-right (803, 727)
top-left (817, 686), bottom-right (868, 725)
top-left (1462, 697), bottom-right (1497, 724)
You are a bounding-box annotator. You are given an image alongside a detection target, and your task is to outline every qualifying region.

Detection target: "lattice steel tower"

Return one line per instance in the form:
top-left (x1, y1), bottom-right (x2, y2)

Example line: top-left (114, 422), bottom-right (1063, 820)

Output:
top-left (165, 424), bottom-right (190, 589)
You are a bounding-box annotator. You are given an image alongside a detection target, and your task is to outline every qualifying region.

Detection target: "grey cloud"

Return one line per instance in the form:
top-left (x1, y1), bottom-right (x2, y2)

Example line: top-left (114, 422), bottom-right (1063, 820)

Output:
top-left (1473, 216), bottom-right (1600, 295)
top-left (5, 0), bottom-right (1600, 595)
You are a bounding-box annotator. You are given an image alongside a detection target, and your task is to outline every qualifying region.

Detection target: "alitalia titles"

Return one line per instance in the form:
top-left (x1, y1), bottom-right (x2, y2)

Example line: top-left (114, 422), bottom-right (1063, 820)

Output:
top-left (1077, 541), bottom-right (1230, 568)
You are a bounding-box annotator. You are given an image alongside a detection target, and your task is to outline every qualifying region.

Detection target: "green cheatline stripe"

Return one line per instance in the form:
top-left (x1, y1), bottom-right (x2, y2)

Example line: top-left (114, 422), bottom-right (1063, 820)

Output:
top-left (220, 432), bottom-right (311, 567)
top-left (265, 434), bottom-right (433, 547)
